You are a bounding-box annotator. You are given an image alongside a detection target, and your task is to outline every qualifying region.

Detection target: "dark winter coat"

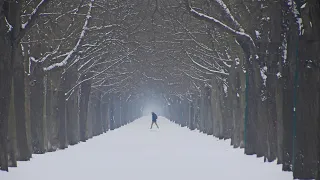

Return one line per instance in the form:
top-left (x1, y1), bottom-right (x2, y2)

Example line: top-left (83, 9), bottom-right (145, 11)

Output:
top-left (152, 112), bottom-right (158, 122)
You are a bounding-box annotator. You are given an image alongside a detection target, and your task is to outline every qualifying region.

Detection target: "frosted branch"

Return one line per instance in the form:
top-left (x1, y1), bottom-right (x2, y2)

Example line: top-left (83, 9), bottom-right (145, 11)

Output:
top-left (185, 51), bottom-right (229, 76)
top-left (43, 0), bottom-right (95, 71)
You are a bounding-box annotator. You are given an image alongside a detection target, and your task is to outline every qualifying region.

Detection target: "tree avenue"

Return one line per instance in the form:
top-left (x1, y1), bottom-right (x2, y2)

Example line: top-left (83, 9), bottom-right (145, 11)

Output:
top-left (0, 0), bottom-right (319, 179)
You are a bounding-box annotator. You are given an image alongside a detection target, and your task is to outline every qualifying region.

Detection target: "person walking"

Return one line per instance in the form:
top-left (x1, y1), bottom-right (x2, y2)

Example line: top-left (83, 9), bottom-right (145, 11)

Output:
top-left (150, 112), bottom-right (159, 129)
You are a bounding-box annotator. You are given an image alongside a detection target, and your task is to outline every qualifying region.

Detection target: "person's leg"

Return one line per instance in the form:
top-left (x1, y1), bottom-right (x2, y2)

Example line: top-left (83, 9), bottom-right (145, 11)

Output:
top-left (155, 122), bottom-right (159, 128)
top-left (150, 122), bottom-right (154, 129)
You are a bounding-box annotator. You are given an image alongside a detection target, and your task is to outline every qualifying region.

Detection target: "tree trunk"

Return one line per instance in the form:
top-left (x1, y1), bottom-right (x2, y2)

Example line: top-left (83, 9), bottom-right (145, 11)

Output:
top-left (183, 100), bottom-right (189, 127)
top-left (281, 12), bottom-right (297, 173)
top-left (188, 100), bottom-right (195, 130)
top-left (66, 90), bottom-right (80, 145)
top-left (30, 65), bottom-right (46, 154)
top-left (199, 91), bottom-right (206, 133)
top-left (101, 94), bottom-right (109, 132)
top-left (0, 65), bottom-right (11, 171)
top-left (195, 97), bottom-right (201, 130)
top-left (275, 77), bottom-right (284, 164)
top-left (239, 57), bottom-right (246, 148)
top-left (93, 92), bottom-right (103, 136)
top-left (65, 71), bottom-right (79, 145)
top-left (79, 74), bottom-right (91, 142)
top-left (240, 42), bottom-right (260, 155)
top-left (293, 29), bottom-right (319, 180)
top-left (87, 96), bottom-right (93, 139)
top-left (228, 62), bottom-right (238, 147)
top-left (8, 79), bottom-right (17, 167)
top-left (58, 75), bottom-right (67, 149)
top-left (46, 73), bottom-right (60, 151)
top-left (13, 46), bottom-right (31, 160)
top-left (122, 100), bottom-right (128, 126)
top-left (109, 95), bottom-right (115, 130)
top-left (22, 43), bottom-right (32, 158)
top-left (113, 96), bottom-right (120, 128)
top-left (211, 78), bottom-right (223, 138)
top-left (0, 0), bottom-right (18, 171)
top-left (293, 51), bottom-right (318, 179)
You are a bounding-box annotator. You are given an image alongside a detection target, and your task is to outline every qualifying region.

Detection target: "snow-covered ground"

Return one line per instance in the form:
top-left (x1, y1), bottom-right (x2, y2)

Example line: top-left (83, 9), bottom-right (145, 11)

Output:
top-left (1, 116), bottom-right (292, 180)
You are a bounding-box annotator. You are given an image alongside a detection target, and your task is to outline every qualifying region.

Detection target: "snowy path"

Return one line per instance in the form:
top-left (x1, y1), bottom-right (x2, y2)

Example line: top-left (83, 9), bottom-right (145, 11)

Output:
top-left (1, 116), bottom-right (292, 180)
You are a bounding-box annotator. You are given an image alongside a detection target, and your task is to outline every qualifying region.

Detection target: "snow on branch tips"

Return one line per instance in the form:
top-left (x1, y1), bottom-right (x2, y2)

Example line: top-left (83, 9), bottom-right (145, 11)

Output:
top-left (185, 51), bottom-right (229, 76)
top-left (22, 0), bottom-right (47, 29)
top-left (288, 0), bottom-right (303, 35)
top-left (65, 46), bottom-right (139, 97)
top-left (18, 0), bottom-right (50, 42)
top-left (184, 0), bottom-right (255, 48)
top-left (43, 0), bottom-right (95, 72)
top-left (5, 17), bottom-right (13, 32)
top-left (214, 0), bottom-right (243, 31)
top-left (182, 70), bottom-right (210, 82)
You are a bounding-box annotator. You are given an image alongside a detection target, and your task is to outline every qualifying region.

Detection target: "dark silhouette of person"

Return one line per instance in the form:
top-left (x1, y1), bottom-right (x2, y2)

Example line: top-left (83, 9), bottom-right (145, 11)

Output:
top-left (150, 112), bottom-right (159, 129)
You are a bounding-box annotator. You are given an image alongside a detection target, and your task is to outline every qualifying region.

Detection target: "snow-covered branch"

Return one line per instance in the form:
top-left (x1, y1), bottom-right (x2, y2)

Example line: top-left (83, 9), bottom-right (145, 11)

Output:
top-left (142, 73), bottom-right (165, 82)
top-left (43, 0), bottom-right (95, 72)
top-left (181, 69), bottom-right (210, 82)
top-left (184, 0), bottom-right (255, 48)
top-left (174, 19), bottom-right (214, 52)
top-left (65, 45), bottom-right (140, 96)
top-left (185, 51), bottom-right (228, 76)
top-left (288, 0), bottom-right (303, 35)
top-left (65, 58), bottom-right (124, 97)
top-left (4, 16), bottom-right (13, 33)
top-left (92, 76), bottom-right (132, 88)
top-left (213, 0), bottom-right (243, 31)
top-left (87, 24), bottom-right (119, 31)
top-left (18, 0), bottom-right (50, 42)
